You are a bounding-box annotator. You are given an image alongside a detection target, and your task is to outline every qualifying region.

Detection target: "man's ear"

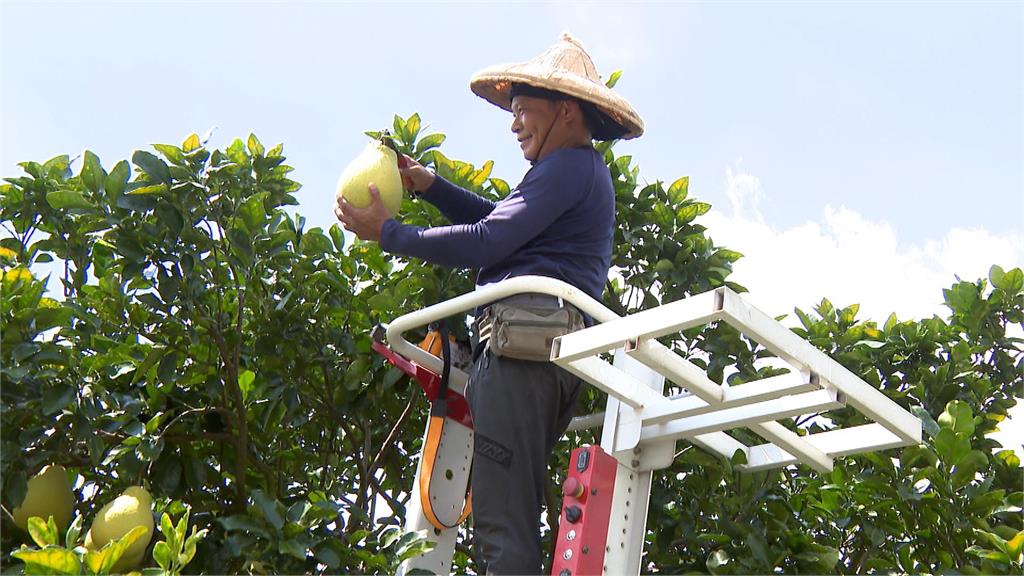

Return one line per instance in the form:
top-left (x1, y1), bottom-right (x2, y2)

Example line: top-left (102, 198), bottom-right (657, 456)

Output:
top-left (559, 100), bottom-right (588, 132)
top-left (560, 99), bottom-right (581, 122)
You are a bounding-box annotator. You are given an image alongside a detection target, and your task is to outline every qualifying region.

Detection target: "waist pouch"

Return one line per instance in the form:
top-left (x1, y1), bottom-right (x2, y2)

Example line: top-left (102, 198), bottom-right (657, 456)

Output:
top-left (480, 302), bottom-right (585, 362)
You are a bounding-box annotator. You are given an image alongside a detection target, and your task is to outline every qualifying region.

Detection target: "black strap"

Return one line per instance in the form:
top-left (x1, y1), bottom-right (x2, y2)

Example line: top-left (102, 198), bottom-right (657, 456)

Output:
top-left (429, 320), bottom-right (451, 417)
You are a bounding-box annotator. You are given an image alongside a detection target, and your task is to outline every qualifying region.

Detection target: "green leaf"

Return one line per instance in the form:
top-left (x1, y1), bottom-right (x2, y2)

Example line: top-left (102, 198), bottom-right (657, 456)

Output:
top-left (247, 133), bottom-right (265, 157)
top-left (44, 154), bottom-right (71, 179)
top-left (379, 526), bottom-right (402, 549)
top-left (314, 546), bottom-right (342, 569)
top-left (81, 150), bottom-right (107, 193)
top-left (939, 400), bottom-right (975, 436)
top-left (395, 530), bottom-right (435, 561)
top-left (392, 114), bottom-right (406, 141)
top-left (65, 515), bottom-right (83, 549)
top-left (104, 160), bottom-right (130, 198)
top-left (951, 340), bottom-right (972, 362)
top-left (329, 223), bottom-right (346, 252)
top-left (132, 346), bottom-right (166, 385)
top-left (605, 69), bottom-right (622, 88)
top-left (366, 291), bottom-right (398, 312)
top-left (991, 265), bottom-right (1023, 293)
top-left (911, 405), bottom-right (940, 437)
top-left (990, 264), bottom-right (1006, 288)
top-left (996, 449), bottom-right (1021, 468)
top-left (132, 150), bottom-right (171, 183)
top-left (715, 249), bottom-right (743, 263)
top-left (144, 412), bottom-right (164, 435)
top-left (1007, 531), bottom-right (1024, 560)
top-left (174, 509), bottom-right (190, 543)
top-left (746, 532), bottom-right (771, 566)
top-left (82, 525), bottom-right (148, 574)
top-left (414, 133), bottom-right (446, 156)
top-left (159, 512), bottom-right (178, 556)
top-left (252, 489), bottom-right (285, 531)
top-left (884, 312), bottom-right (898, 331)
top-left (218, 514), bottom-right (271, 538)
top-left (488, 177), bottom-right (511, 197)
top-left (471, 160), bottom-right (494, 188)
top-left (46, 189), bottom-right (94, 210)
top-left (227, 227), bottom-right (253, 263)
top-left (127, 183), bottom-right (168, 195)
top-left (238, 370), bottom-right (256, 402)
top-left (238, 195), bottom-right (267, 233)
top-left (952, 449), bottom-right (989, 487)
top-left (667, 176), bottom-right (689, 204)
top-left (405, 113), bottom-right (421, 142)
top-left (27, 516), bottom-right (59, 547)
top-left (11, 547), bottom-right (81, 575)
top-left (42, 384), bottom-right (75, 415)
top-left (300, 227), bottom-right (333, 258)
top-left (182, 133), bottom-right (201, 153)
top-left (840, 303), bottom-right (860, 323)
top-left (153, 540), bottom-right (174, 570)
top-left (182, 528), bottom-right (207, 565)
top-left (138, 436), bottom-right (165, 461)
top-left (278, 537), bottom-right (307, 560)
top-left (677, 201), bottom-right (711, 222)
top-left (933, 427), bottom-right (971, 465)
top-left (153, 143), bottom-right (186, 166)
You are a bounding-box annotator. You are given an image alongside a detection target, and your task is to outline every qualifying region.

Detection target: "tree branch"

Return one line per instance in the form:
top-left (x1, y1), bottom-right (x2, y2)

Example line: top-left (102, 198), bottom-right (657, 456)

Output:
top-left (366, 396), bottom-right (415, 476)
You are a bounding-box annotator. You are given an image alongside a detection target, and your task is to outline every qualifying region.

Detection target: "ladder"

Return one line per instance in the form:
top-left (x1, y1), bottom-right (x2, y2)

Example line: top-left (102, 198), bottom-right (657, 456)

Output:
top-left (375, 276), bottom-right (921, 575)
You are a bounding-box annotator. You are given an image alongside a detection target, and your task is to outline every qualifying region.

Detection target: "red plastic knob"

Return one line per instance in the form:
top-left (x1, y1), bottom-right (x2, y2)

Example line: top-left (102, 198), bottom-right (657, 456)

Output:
top-left (562, 477), bottom-right (585, 500)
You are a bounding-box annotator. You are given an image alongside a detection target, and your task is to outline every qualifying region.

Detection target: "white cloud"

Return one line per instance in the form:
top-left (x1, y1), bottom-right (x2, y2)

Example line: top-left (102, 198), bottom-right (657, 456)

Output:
top-left (705, 166), bottom-right (1024, 323)
top-left (724, 162), bottom-right (766, 224)
top-left (703, 162), bottom-right (1024, 457)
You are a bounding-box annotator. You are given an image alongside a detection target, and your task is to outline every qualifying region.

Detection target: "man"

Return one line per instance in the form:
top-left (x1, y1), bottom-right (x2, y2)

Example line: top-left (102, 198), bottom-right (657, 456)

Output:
top-left (336, 33), bottom-right (643, 574)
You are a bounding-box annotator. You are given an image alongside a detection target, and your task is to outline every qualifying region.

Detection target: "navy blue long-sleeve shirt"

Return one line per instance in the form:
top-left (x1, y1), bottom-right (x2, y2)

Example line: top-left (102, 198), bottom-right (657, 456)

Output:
top-left (379, 145), bottom-right (614, 301)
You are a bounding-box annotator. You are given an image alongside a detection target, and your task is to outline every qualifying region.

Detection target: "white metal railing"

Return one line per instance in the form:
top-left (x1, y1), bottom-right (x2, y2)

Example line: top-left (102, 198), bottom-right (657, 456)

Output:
top-left (381, 275), bottom-right (921, 473)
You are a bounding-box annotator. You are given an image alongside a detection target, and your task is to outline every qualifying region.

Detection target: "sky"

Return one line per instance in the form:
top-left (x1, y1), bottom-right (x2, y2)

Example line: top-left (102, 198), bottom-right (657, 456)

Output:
top-left (2, 1), bottom-right (1022, 451)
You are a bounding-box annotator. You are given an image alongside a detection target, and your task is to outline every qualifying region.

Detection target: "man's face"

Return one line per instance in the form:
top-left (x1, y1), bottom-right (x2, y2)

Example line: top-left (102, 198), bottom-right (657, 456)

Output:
top-left (510, 94), bottom-right (563, 162)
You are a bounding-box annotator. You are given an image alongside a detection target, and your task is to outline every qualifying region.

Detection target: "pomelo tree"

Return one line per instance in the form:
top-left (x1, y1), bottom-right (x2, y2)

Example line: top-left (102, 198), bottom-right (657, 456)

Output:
top-left (1, 110), bottom-right (1021, 574)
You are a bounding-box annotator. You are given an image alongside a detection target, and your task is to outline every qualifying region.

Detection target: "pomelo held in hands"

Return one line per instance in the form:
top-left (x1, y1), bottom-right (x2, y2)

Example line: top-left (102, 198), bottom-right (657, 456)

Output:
top-left (336, 134), bottom-right (404, 217)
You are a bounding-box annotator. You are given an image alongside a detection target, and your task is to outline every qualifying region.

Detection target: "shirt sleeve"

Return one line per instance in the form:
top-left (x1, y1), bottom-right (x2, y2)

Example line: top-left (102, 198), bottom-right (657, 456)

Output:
top-left (381, 150), bottom-right (594, 269)
top-left (418, 175), bottom-right (496, 224)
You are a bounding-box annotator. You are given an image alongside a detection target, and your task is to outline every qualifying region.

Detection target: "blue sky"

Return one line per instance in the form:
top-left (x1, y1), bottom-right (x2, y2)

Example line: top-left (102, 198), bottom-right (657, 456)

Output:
top-left (2, 1), bottom-right (1020, 246)
top-left (3, 2), bottom-right (1022, 447)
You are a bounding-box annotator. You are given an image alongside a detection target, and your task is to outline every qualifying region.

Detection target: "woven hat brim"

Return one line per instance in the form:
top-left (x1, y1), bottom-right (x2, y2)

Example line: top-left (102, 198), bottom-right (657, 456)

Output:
top-left (470, 65), bottom-right (645, 140)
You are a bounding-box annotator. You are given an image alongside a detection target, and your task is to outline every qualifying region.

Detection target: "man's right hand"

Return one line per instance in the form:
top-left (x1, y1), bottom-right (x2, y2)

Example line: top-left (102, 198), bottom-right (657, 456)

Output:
top-left (398, 154), bottom-right (436, 194)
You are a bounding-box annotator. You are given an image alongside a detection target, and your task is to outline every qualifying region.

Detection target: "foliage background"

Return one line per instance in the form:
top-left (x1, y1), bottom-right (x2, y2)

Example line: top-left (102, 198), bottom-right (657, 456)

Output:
top-left (2, 113), bottom-right (1021, 574)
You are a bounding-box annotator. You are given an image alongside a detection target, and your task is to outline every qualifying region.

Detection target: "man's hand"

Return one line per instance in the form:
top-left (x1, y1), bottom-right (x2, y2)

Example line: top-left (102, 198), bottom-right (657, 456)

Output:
top-left (335, 183), bottom-right (392, 242)
top-left (398, 154), bottom-right (436, 193)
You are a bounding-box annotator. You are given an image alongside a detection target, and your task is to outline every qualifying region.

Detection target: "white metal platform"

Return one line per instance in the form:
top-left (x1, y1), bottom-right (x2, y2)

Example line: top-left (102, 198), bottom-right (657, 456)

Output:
top-left (382, 275), bottom-right (922, 575)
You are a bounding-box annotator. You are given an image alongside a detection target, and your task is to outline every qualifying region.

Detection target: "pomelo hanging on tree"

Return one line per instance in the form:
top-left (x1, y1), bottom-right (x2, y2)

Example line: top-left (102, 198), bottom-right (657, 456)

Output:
top-left (84, 485), bottom-right (155, 572)
top-left (11, 464), bottom-right (75, 533)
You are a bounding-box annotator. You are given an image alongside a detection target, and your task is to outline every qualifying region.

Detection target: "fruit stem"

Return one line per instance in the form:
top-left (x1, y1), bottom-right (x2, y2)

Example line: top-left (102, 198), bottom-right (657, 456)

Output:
top-left (379, 129), bottom-right (399, 154)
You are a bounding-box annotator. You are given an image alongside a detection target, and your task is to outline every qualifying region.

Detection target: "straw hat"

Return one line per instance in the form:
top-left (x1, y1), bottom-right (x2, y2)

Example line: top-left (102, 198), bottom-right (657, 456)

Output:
top-left (470, 33), bottom-right (644, 140)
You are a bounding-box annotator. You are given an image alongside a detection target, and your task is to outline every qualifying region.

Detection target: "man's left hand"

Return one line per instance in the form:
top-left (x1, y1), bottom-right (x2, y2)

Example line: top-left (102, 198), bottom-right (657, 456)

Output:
top-left (335, 183), bottom-right (391, 242)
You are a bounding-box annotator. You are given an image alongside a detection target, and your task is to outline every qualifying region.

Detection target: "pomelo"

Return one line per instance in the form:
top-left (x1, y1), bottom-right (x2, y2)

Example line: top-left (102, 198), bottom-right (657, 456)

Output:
top-left (336, 140), bottom-right (404, 217)
top-left (12, 464), bottom-right (75, 533)
top-left (85, 485), bottom-right (154, 572)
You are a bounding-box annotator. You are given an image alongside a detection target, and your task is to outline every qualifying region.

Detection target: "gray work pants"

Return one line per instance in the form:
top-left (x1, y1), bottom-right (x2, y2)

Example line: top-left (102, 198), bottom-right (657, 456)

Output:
top-left (466, 348), bottom-right (583, 575)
